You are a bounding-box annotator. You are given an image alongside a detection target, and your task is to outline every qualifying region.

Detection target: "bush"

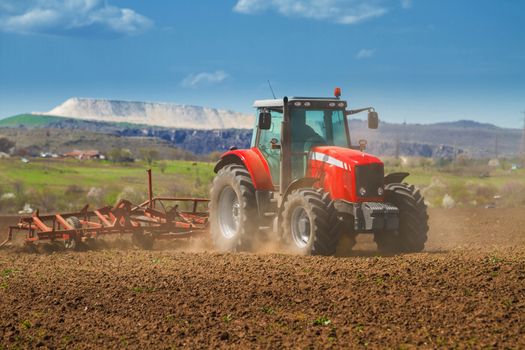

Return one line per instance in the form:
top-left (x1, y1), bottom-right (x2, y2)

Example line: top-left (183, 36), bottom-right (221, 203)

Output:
top-left (139, 148), bottom-right (159, 166)
top-left (207, 151), bottom-right (222, 163)
top-left (116, 187), bottom-right (146, 205)
top-left (25, 188), bottom-right (58, 213)
top-left (109, 148), bottom-right (134, 163)
top-left (0, 137), bottom-right (15, 153)
top-left (158, 161), bottom-right (168, 173)
top-left (499, 182), bottom-right (525, 207)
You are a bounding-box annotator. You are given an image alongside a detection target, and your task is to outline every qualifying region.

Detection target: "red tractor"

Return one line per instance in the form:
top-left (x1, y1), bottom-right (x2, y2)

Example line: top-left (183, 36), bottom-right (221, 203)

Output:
top-left (209, 89), bottom-right (428, 255)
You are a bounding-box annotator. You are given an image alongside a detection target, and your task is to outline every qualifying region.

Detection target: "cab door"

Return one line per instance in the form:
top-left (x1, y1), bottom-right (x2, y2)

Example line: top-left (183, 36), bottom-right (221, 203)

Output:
top-left (256, 108), bottom-right (283, 187)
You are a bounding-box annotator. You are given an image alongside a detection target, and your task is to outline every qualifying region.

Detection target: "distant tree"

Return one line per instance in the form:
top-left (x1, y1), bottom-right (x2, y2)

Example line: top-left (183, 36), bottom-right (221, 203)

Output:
top-left (140, 148), bottom-right (159, 166)
top-left (207, 151), bottom-right (222, 163)
top-left (158, 161), bottom-right (168, 174)
top-left (171, 147), bottom-right (197, 161)
top-left (14, 145), bottom-right (42, 157)
top-left (0, 137), bottom-right (15, 153)
top-left (109, 148), bottom-right (134, 163)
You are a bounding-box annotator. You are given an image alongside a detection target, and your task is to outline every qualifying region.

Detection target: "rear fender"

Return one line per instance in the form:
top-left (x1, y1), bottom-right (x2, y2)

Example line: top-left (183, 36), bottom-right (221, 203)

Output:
top-left (384, 172), bottom-right (410, 185)
top-left (214, 148), bottom-right (274, 190)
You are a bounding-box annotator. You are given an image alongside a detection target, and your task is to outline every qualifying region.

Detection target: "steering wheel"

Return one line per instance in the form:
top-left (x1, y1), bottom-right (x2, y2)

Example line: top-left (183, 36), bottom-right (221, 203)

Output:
top-left (304, 135), bottom-right (327, 152)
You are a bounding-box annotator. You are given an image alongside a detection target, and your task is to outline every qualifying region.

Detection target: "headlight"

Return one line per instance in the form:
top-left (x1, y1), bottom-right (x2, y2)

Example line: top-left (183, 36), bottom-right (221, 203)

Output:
top-left (378, 187), bottom-right (384, 196)
top-left (359, 187), bottom-right (367, 196)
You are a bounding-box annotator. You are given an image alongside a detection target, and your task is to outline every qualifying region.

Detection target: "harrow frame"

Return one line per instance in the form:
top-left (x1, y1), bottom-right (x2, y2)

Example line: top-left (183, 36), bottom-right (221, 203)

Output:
top-left (0, 170), bottom-right (210, 249)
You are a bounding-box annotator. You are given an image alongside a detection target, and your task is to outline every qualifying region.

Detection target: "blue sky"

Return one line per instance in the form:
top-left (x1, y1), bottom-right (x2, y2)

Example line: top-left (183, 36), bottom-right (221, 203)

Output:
top-left (0, 0), bottom-right (524, 128)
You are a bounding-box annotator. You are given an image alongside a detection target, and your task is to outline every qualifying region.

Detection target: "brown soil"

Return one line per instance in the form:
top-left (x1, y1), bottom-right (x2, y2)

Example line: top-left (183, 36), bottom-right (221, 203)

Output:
top-left (1, 208), bottom-right (524, 349)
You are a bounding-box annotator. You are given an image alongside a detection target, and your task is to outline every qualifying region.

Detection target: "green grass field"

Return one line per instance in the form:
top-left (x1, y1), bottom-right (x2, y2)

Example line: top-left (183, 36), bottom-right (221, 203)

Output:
top-left (387, 165), bottom-right (525, 188)
top-left (0, 158), bottom-right (215, 214)
top-left (0, 114), bottom-right (65, 127)
top-left (0, 113), bottom-right (152, 129)
top-left (0, 157), bottom-right (523, 214)
top-left (0, 158), bottom-right (213, 189)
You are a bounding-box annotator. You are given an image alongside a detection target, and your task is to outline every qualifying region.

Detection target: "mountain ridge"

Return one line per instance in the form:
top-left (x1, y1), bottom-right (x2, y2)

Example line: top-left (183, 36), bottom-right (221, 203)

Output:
top-left (36, 97), bottom-right (255, 130)
top-left (1, 113), bottom-right (522, 158)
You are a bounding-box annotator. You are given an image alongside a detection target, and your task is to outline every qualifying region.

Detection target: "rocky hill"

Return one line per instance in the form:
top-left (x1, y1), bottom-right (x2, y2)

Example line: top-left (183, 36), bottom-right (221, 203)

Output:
top-left (38, 98), bottom-right (254, 129)
top-left (0, 113), bottom-right (522, 158)
top-left (348, 119), bottom-right (522, 158)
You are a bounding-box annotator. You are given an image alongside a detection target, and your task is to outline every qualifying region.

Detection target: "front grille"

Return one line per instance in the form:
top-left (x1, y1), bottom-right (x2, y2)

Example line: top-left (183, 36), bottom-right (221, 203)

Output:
top-left (355, 163), bottom-right (384, 198)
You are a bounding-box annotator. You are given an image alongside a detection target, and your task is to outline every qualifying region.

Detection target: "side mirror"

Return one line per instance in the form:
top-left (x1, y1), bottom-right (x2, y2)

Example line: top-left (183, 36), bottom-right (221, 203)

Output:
top-left (368, 111), bottom-right (379, 129)
top-left (258, 111), bottom-right (271, 130)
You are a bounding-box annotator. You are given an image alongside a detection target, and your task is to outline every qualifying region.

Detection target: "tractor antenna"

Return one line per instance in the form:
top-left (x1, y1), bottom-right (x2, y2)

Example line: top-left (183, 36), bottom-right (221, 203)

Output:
top-left (494, 134), bottom-right (499, 158)
top-left (267, 80), bottom-right (276, 99)
top-left (521, 110), bottom-right (525, 163)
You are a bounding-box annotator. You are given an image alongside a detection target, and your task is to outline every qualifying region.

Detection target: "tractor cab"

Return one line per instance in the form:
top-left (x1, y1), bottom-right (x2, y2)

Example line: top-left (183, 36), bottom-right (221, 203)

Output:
top-left (253, 91), bottom-right (378, 192)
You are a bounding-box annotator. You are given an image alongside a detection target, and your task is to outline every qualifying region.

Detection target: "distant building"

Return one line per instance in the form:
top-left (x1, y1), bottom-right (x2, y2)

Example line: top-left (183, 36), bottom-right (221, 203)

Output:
top-left (40, 152), bottom-right (59, 158)
top-left (63, 150), bottom-right (103, 160)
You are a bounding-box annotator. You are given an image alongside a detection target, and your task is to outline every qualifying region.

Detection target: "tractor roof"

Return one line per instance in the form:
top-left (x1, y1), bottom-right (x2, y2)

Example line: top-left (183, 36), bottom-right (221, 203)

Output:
top-left (253, 97), bottom-right (346, 108)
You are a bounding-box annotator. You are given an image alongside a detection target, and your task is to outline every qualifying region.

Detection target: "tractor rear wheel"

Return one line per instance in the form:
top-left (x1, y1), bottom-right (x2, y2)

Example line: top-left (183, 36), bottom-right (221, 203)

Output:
top-left (209, 164), bottom-right (258, 252)
top-left (281, 188), bottom-right (339, 255)
top-left (374, 183), bottom-right (428, 253)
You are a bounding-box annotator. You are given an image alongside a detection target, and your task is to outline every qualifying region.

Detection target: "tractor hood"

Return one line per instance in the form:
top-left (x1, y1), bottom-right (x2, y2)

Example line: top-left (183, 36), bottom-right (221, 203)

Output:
top-left (307, 146), bottom-right (385, 203)
top-left (309, 146), bottom-right (383, 168)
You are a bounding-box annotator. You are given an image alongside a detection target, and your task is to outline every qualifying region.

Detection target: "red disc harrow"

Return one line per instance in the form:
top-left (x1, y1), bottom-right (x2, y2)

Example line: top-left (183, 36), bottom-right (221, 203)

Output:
top-left (0, 170), bottom-right (210, 250)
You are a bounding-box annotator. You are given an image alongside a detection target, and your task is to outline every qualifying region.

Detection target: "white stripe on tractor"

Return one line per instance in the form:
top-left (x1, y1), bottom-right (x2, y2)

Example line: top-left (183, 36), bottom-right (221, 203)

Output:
top-left (309, 152), bottom-right (350, 171)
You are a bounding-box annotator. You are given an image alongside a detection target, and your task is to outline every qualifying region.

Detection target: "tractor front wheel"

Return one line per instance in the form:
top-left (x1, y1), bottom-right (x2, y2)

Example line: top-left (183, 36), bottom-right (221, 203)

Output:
top-left (374, 183), bottom-right (429, 253)
top-left (209, 164), bottom-right (258, 252)
top-left (281, 188), bottom-right (339, 255)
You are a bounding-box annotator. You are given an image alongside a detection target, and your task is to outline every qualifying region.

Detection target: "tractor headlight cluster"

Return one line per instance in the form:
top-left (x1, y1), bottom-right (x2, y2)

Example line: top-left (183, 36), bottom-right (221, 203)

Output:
top-left (378, 187), bottom-right (384, 196)
top-left (359, 187), bottom-right (367, 196)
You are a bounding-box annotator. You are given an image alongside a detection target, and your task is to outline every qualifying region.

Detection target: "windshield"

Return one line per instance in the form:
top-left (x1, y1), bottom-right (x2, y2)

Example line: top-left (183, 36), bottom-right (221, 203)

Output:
top-left (289, 108), bottom-right (348, 181)
top-left (290, 108), bottom-right (348, 148)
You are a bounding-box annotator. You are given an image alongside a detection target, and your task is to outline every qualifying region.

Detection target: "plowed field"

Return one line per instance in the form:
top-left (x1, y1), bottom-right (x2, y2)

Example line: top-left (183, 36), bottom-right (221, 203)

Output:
top-left (1, 208), bottom-right (524, 349)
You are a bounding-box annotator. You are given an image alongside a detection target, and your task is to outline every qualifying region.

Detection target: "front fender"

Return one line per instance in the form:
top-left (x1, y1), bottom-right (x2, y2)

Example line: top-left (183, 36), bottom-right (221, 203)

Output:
top-left (384, 172), bottom-right (410, 185)
top-left (214, 148), bottom-right (274, 190)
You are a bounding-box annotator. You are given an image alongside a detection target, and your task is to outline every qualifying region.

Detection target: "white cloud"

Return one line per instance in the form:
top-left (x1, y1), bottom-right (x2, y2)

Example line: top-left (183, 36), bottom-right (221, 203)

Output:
top-left (182, 70), bottom-right (229, 88)
top-left (356, 48), bottom-right (376, 59)
top-left (400, 0), bottom-right (412, 9)
top-left (233, 0), bottom-right (390, 25)
top-left (234, 0), bottom-right (268, 14)
top-left (0, 0), bottom-right (152, 35)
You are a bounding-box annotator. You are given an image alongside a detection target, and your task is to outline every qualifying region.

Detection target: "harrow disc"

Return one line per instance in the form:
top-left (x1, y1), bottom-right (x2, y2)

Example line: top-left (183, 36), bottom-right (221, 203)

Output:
top-left (64, 216), bottom-right (82, 251)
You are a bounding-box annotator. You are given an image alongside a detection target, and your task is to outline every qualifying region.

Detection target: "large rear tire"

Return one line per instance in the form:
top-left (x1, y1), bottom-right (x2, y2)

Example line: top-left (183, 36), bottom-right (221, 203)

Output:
top-left (374, 183), bottom-right (428, 253)
top-left (209, 164), bottom-right (258, 252)
top-left (281, 188), bottom-right (340, 255)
